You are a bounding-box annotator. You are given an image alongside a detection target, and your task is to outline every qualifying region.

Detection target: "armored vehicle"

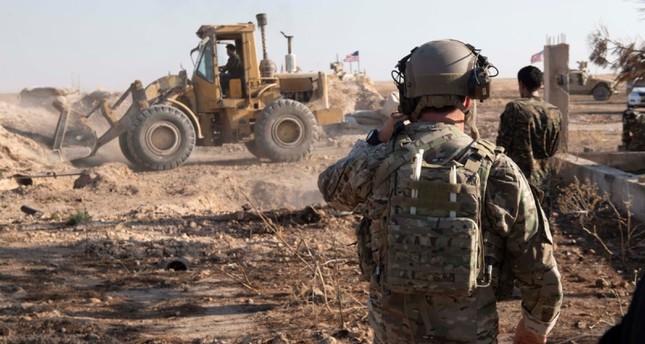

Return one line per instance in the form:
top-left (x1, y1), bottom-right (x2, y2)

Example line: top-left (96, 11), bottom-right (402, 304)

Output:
top-left (568, 61), bottom-right (615, 101)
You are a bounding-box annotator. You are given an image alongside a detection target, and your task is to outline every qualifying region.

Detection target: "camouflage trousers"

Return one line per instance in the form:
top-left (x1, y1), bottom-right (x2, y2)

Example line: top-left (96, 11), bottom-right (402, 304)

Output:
top-left (367, 275), bottom-right (499, 344)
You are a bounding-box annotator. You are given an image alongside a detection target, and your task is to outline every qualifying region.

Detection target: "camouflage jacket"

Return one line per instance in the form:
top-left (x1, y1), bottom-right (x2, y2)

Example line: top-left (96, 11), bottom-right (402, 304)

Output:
top-left (318, 122), bottom-right (562, 342)
top-left (496, 96), bottom-right (562, 188)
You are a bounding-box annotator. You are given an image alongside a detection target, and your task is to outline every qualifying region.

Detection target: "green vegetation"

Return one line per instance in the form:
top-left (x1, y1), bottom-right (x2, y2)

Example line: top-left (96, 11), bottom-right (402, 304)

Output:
top-left (66, 209), bottom-right (92, 226)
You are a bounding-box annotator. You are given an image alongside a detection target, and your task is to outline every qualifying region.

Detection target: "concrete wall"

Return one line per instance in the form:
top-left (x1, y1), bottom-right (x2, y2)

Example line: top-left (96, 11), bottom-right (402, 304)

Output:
top-left (577, 152), bottom-right (645, 174)
top-left (556, 153), bottom-right (645, 222)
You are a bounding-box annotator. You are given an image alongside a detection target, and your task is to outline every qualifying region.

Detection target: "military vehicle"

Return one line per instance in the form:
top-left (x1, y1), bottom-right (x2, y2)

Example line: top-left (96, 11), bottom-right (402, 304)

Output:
top-left (52, 13), bottom-right (342, 171)
top-left (568, 61), bottom-right (615, 101)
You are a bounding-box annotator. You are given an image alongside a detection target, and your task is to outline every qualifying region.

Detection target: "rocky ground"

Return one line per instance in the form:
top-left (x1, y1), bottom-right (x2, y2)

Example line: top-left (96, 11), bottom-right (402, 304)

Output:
top-left (0, 77), bottom-right (642, 343)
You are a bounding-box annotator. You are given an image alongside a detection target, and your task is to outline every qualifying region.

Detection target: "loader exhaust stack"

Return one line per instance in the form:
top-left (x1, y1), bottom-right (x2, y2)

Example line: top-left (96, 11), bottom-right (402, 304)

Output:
top-left (256, 13), bottom-right (276, 78)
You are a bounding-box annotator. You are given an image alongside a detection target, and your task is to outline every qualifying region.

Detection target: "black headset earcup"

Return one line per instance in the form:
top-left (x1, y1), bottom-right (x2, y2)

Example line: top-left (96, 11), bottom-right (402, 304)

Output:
top-left (394, 50), bottom-right (418, 116)
top-left (468, 67), bottom-right (491, 99)
top-left (399, 98), bottom-right (417, 116)
top-left (467, 70), bottom-right (477, 98)
top-left (398, 83), bottom-right (417, 115)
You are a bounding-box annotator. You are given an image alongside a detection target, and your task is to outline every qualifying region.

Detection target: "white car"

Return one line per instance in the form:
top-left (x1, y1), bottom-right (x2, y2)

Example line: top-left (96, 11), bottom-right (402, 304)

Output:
top-left (627, 78), bottom-right (645, 108)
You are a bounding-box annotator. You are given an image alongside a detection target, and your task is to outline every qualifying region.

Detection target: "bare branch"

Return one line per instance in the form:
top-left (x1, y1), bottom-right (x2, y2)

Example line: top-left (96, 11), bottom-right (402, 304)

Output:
top-left (588, 23), bottom-right (645, 84)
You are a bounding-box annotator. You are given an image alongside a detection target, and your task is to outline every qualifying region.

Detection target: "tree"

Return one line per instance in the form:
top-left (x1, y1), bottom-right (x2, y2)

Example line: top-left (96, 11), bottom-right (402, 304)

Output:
top-left (588, 0), bottom-right (645, 84)
top-left (588, 26), bottom-right (645, 84)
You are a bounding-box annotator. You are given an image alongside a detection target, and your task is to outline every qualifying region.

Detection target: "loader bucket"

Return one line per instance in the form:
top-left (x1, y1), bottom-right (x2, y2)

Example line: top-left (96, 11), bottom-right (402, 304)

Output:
top-left (52, 97), bottom-right (98, 161)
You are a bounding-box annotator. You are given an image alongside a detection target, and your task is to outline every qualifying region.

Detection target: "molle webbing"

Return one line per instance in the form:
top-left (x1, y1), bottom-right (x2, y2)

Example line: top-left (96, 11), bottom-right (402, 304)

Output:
top-left (384, 215), bottom-right (479, 296)
top-left (379, 129), bottom-right (498, 296)
top-left (390, 195), bottom-right (462, 212)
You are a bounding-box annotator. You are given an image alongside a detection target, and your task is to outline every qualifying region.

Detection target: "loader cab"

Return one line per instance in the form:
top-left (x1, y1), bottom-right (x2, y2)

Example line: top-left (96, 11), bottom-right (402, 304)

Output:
top-left (192, 23), bottom-right (259, 113)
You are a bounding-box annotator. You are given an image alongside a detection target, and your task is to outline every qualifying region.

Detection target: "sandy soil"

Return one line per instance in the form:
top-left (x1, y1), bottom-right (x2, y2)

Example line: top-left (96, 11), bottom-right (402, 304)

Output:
top-left (0, 77), bottom-right (641, 343)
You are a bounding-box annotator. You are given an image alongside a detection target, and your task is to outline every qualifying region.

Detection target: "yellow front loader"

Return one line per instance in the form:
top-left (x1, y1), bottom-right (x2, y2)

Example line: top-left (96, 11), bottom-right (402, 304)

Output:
top-left (52, 13), bottom-right (342, 171)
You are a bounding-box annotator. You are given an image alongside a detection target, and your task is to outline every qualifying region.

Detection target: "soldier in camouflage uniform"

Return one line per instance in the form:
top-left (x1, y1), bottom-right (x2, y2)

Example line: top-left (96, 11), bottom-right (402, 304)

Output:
top-left (622, 108), bottom-right (645, 151)
top-left (318, 40), bottom-right (562, 343)
top-left (496, 66), bottom-right (562, 213)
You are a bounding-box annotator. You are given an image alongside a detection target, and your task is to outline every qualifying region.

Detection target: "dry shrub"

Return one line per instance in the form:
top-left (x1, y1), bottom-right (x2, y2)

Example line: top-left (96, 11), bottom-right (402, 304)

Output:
top-left (628, 223), bottom-right (645, 260)
top-left (612, 203), bottom-right (645, 262)
top-left (556, 176), bottom-right (645, 263)
top-left (556, 176), bottom-right (607, 218)
top-left (241, 195), bottom-right (367, 334)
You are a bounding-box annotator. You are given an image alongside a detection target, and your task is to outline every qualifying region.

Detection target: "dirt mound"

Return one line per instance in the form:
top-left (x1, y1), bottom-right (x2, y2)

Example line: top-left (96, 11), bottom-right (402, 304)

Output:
top-left (0, 125), bottom-right (66, 174)
top-left (18, 87), bottom-right (79, 111)
top-left (0, 99), bottom-right (75, 193)
top-left (74, 163), bottom-right (140, 195)
top-left (0, 99), bottom-right (61, 139)
top-left (328, 76), bottom-right (384, 115)
top-left (0, 89), bottom-right (130, 176)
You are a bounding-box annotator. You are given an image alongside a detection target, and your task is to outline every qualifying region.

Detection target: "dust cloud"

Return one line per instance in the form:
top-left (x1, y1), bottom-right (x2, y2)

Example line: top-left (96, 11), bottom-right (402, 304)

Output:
top-left (0, 77), bottom-right (383, 212)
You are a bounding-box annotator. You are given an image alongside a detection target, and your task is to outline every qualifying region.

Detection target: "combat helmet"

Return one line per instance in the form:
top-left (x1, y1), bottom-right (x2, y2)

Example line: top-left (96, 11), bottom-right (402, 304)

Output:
top-left (393, 39), bottom-right (497, 126)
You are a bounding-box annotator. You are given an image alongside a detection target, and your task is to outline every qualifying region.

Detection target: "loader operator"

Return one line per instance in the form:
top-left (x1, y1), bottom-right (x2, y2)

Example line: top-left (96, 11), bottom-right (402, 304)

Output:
top-left (318, 39), bottom-right (563, 343)
top-left (219, 44), bottom-right (244, 95)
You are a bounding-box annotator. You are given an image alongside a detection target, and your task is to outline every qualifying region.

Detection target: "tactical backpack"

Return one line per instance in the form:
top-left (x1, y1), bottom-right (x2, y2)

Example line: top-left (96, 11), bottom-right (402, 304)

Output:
top-left (374, 128), bottom-right (497, 296)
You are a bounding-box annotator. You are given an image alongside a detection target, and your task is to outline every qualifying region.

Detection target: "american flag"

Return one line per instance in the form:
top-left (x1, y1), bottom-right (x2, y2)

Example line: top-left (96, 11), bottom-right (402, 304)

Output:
top-left (531, 50), bottom-right (544, 63)
top-left (343, 51), bottom-right (359, 62)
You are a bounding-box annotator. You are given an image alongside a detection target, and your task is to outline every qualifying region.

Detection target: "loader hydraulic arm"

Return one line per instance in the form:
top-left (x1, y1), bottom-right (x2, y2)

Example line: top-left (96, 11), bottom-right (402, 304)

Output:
top-left (52, 80), bottom-right (150, 159)
top-left (91, 80), bottom-right (150, 154)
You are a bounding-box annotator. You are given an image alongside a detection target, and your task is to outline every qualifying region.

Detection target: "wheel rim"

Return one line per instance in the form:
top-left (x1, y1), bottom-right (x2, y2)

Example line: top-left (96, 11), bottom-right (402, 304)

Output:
top-left (271, 115), bottom-right (304, 148)
top-left (145, 121), bottom-right (181, 156)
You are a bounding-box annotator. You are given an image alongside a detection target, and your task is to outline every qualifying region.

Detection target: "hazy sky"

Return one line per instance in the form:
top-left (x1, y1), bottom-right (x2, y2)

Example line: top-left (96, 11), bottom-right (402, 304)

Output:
top-left (0, 0), bottom-right (642, 92)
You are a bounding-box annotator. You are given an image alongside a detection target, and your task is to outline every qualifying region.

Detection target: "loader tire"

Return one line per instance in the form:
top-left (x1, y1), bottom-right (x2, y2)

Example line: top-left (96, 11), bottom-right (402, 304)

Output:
top-left (244, 140), bottom-right (269, 159)
top-left (127, 105), bottom-right (196, 171)
top-left (254, 99), bottom-right (316, 162)
top-left (119, 134), bottom-right (137, 165)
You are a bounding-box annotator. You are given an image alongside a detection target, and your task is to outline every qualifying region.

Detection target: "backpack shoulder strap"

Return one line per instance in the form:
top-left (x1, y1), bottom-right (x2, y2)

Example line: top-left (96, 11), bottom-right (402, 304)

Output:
top-left (457, 139), bottom-right (498, 199)
top-left (372, 130), bottom-right (416, 187)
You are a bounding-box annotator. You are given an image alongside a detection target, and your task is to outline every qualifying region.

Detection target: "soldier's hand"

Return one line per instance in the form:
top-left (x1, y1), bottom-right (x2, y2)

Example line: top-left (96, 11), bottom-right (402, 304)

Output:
top-left (513, 318), bottom-right (547, 344)
top-left (377, 112), bottom-right (406, 143)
